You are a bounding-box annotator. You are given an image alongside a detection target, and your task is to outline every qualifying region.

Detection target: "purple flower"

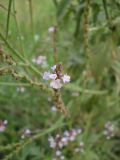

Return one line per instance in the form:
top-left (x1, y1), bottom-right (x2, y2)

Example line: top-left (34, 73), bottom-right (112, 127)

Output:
top-left (43, 64), bottom-right (70, 89)
top-left (49, 74), bottom-right (57, 80)
top-left (48, 26), bottom-right (55, 33)
top-left (50, 79), bottom-right (62, 89)
top-left (43, 72), bottom-right (51, 80)
top-left (62, 74), bottom-right (70, 83)
top-left (0, 120), bottom-right (8, 132)
top-left (51, 65), bottom-right (57, 71)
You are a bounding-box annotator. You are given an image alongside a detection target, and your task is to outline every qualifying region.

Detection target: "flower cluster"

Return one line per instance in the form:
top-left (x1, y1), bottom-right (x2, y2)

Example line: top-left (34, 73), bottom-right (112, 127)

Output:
top-left (32, 55), bottom-right (47, 67)
top-left (17, 87), bottom-right (25, 93)
top-left (43, 64), bottom-right (70, 89)
top-left (0, 120), bottom-right (8, 132)
top-left (103, 121), bottom-right (115, 139)
top-left (48, 128), bottom-right (82, 160)
top-left (21, 128), bottom-right (31, 139)
top-left (74, 141), bottom-right (85, 153)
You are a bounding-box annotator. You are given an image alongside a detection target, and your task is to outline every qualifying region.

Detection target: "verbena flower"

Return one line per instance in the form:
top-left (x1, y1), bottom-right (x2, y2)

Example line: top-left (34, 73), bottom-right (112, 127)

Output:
top-left (75, 141), bottom-right (85, 153)
top-left (32, 55), bottom-right (47, 67)
top-left (48, 128), bottom-right (82, 159)
top-left (43, 64), bottom-right (70, 89)
top-left (17, 87), bottom-right (25, 93)
top-left (43, 72), bottom-right (51, 80)
top-left (50, 79), bottom-right (62, 89)
top-left (21, 128), bottom-right (31, 139)
top-left (0, 120), bottom-right (8, 132)
top-left (62, 74), bottom-right (70, 83)
top-left (51, 65), bottom-right (57, 71)
top-left (48, 26), bottom-right (56, 33)
top-left (103, 121), bottom-right (115, 139)
top-left (49, 74), bottom-right (57, 80)
top-left (51, 106), bottom-right (57, 112)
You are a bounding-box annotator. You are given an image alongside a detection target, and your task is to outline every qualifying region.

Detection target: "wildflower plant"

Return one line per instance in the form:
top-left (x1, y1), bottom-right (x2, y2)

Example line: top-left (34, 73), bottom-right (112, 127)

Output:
top-left (0, 0), bottom-right (119, 160)
top-left (48, 128), bottom-right (83, 160)
top-left (43, 64), bottom-right (70, 89)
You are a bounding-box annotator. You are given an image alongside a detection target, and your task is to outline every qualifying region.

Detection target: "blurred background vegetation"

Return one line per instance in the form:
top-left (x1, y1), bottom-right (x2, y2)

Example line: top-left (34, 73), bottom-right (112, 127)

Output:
top-left (0, 0), bottom-right (120, 160)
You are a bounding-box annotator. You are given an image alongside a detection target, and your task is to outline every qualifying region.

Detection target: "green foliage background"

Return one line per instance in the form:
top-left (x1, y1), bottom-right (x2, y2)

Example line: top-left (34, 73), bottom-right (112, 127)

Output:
top-left (0, 0), bottom-right (120, 159)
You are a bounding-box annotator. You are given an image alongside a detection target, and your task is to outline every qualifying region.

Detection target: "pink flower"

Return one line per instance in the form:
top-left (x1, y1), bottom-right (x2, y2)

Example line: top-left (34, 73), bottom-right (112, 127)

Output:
top-left (36, 56), bottom-right (46, 65)
top-left (33, 55), bottom-right (47, 66)
top-left (48, 26), bottom-right (55, 33)
top-left (43, 72), bottom-right (50, 80)
top-left (49, 74), bottom-right (57, 80)
top-left (50, 79), bottom-right (62, 89)
top-left (0, 120), bottom-right (8, 132)
top-left (62, 74), bottom-right (70, 83)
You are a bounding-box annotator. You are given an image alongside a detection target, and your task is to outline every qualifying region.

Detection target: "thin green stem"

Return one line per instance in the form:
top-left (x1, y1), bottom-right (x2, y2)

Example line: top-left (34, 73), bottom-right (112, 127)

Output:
top-left (28, 0), bottom-right (34, 38)
top-left (13, 0), bottom-right (25, 56)
top-left (6, 0), bottom-right (13, 39)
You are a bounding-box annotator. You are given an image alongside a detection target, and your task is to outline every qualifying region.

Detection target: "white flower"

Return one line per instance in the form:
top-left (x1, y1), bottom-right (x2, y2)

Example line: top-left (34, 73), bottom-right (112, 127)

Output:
top-left (36, 56), bottom-right (46, 65)
top-left (48, 26), bottom-right (55, 33)
top-left (76, 128), bottom-right (82, 134)
top-left (62, 74), bottom-right (70, 83)
top-left (21, 128), bottom-right (31, 139)
top-left (56, 150), bottom-right (62, 156)
top-left (64, 130), bottom-right (70, 137)
top-left (17, 87), bottom-right (25, 93)
top-left (24, 129), bottom-right (31, 135)
top-left (58, 141), bottom-right (64, 148)
top-left (69, 135), bottom-right (75, 141)
top-left (75, 147), bottom-right (80, 153)
top-left (3, 120), bottom-right (8, 125)
top-left (49, 74), bottom-right (57, 80)
top-left (50, 79), bottom-right (62, 89)
top-left (51, 106), bottom-right (57, 112)
top-left (80, 142), bottom-right (84, 147)
top-left (60, 156), bottom-right (65, 160)
top-left (61, 137), bottom-right (68, 146)
top-left (32, 58), bottom-right (36, 63)
top-left (51, 65), bottom-right (56, 71)
top-left (48, 136), bottom-right (56, 149)
top-left (43, 72), bottom-right (50, 80)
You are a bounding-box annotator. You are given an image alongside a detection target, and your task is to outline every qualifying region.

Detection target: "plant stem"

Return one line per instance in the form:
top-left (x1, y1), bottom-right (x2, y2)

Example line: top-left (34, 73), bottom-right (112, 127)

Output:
top-left (6, 0), bottom-right (13, 39)
top-left (28, 0), bottom-right (34, 38)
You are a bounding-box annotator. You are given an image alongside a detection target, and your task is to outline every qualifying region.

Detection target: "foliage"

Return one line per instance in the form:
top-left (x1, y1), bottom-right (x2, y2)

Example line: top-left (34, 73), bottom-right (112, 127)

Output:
top-left (0, 0), bottom-right (120, 160)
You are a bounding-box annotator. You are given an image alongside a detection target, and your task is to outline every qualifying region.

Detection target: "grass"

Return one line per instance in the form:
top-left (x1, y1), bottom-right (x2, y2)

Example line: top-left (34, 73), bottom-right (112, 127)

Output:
top-left (0, 0), bottom-right (120, 160)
